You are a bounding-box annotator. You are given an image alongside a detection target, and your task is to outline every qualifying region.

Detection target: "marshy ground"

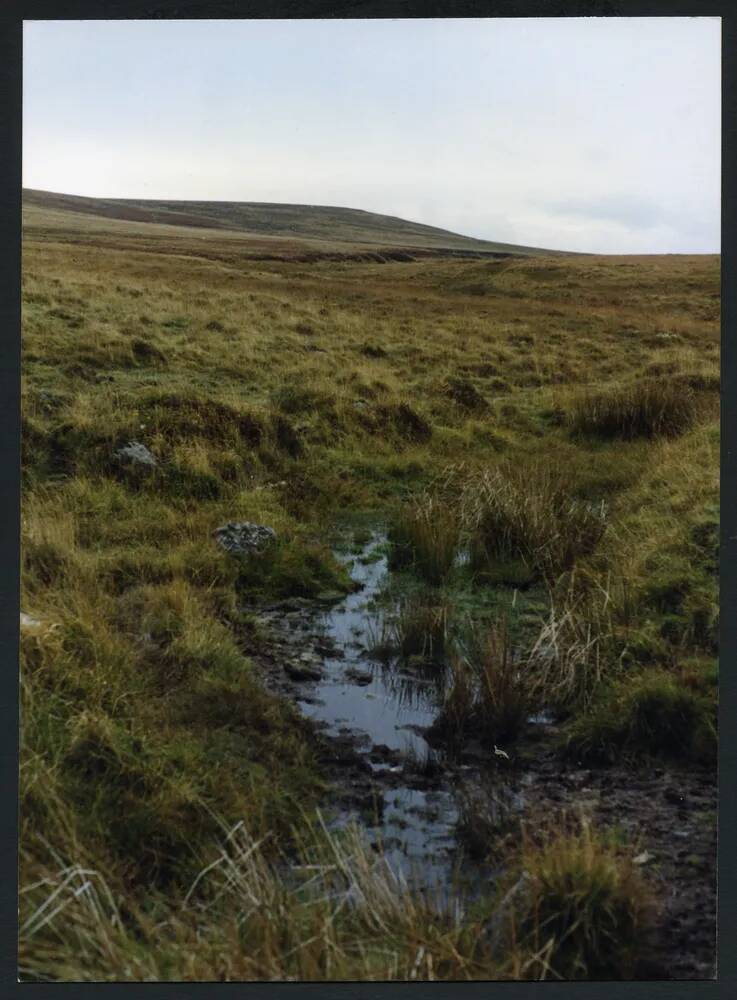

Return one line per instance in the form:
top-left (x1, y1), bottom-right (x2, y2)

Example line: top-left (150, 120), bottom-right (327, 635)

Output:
top-left (20, 200), bottom-right (719, 981)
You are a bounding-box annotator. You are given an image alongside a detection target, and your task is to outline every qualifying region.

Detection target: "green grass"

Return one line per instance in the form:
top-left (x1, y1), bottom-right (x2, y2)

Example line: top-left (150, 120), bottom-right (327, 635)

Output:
top-left (501, 816), bottom-right (653, 980)
top-left (20, 201), bottom-right (719, 980)
top-left (569, 376), bottom-right (703, 440)
top-left (565, 669), bottom-right (717, 764)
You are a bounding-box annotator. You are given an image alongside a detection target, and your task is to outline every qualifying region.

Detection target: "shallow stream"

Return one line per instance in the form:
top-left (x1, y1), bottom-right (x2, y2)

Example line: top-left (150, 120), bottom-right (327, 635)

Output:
top-left (252, 525), bottom-right (718, 975)
top-left (298, 530), bottom-right (462, 889)
top-left (259, 526), bottom-right (517, 894)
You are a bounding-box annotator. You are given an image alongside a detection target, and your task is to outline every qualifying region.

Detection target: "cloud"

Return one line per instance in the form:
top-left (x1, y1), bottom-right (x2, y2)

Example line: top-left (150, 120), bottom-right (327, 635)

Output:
top-left (542, 195), bottom-right (676, 231)
top-left (23, 18), bottom-right (721, 254)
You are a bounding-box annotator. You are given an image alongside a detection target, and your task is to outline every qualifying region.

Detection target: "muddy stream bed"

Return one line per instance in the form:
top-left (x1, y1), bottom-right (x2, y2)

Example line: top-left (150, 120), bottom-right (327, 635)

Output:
top-left (248, 526), bottom-right (716, 979)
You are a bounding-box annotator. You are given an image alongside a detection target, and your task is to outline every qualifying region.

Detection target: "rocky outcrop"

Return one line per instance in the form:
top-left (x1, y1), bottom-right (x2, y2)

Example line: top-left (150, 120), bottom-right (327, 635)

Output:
top-left (213, 521), bottom-right (276, 556)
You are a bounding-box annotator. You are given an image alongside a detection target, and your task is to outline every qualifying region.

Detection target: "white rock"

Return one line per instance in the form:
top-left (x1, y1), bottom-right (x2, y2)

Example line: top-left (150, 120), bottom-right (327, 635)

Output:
top-left (115, 440), bottom-right (157, 468)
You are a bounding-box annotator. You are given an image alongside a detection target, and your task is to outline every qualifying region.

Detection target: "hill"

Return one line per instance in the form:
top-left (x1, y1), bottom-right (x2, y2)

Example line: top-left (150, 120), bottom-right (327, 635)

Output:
top-left (22, 188), bottom-right (559, 256)
top-left (20, 194), bottom-right (718, 982)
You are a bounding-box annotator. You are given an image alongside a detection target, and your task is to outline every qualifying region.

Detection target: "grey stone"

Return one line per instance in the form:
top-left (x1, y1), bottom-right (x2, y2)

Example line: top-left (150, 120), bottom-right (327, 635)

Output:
top-left (213, 521), bottom-right (276, 556)
top-left (316, 590), bottom-right (346, 603)
top-left (345, 667), bottom-right (372, 686)
top-left (115, 440), bottom-right (157, 468)
top-left (285, 661), bottom-right (322, 682)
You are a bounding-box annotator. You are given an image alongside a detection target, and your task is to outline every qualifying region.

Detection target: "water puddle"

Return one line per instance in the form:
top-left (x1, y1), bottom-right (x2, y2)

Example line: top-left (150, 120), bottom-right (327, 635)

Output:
top-left (295, 534), bottom-right (440, 756)
top-left (250, 526), bottom-right (718, 976)
top-left (257, 527), bottom-right (503, 894)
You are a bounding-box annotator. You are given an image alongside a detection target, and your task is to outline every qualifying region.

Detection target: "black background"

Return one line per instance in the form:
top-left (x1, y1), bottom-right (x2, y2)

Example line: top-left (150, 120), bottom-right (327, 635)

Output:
top-left (1, 2), bottom-right (733, 996)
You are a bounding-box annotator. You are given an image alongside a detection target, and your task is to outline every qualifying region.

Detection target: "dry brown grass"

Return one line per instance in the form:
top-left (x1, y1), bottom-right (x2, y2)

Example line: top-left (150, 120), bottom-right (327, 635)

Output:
top-left (19, 815), bottom-right (496, 982)
top-left (20, 202), bottom-right (718, 980)
top-left (569, 377), bottom-right (700, 439)
top-left (460, 463), bottom-right (609, 581)
top-left (499, 814), bottom-right (654, 980)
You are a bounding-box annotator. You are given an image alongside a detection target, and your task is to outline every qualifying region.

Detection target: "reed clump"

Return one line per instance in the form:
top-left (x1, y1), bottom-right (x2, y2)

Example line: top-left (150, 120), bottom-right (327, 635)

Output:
top-left (389, 491), bottom-right (460, 584)
top-left (459, 464), bottom-right (608, 582)
top-left (429, 619), bottom-right (530, 747)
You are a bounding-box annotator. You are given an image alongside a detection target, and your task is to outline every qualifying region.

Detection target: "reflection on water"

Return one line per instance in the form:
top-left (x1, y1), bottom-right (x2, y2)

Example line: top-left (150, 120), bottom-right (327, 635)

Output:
top-left (372, 664), bottom-right (444, 713)
top-left (287, 528), bottom-right (467, 888)
top-left (296, 529), bottom-right (445, 757)
top-left (285, 526), bottom-right (518, 895)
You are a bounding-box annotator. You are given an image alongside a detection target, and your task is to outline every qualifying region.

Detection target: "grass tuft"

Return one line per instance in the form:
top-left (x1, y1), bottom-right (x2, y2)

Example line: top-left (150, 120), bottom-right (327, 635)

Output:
top-left (429, 619), bottom-right (529, 747)
top-left (389, 492), bottom-right (459, 584)
top-left (502, 816), bottom-right (653, 980)
top-left (565, 670), bottom-right (717, 764)
top-left (569, 378), bottom-right (698, 440)
top-left (460, 464), bottom-right (608, 582)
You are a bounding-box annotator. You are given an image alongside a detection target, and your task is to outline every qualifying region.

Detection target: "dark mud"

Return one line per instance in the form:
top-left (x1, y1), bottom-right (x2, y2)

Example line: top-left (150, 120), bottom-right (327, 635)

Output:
top-left (245, 528), bottom-right (716, 979)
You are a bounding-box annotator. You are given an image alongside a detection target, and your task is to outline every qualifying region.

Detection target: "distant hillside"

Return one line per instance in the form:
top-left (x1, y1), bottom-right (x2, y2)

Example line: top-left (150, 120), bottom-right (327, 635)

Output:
top-left (22, 188), bottom-right (559, 256)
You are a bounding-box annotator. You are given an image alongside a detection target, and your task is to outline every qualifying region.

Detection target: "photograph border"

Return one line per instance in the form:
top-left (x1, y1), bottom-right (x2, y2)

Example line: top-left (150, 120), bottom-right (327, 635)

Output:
top-left (1, 1), bottom-right (733, 996)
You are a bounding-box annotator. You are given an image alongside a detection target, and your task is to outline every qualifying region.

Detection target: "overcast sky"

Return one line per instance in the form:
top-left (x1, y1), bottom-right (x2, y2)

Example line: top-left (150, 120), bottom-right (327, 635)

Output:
top-left (23, 18), bottom-right (720, 253)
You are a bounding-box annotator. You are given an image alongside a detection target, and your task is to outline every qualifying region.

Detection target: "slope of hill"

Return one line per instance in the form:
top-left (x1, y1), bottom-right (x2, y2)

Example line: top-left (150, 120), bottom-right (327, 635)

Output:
top-left (22, 188), bottom-right (559, 256)
top-left (19, 196), bottom-right (719, 982)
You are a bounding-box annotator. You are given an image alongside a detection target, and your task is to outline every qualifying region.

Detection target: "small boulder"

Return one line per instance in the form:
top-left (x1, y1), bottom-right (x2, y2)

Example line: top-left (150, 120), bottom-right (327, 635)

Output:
top-left (345, 667), bottom-right (372, 686)
top-left (115, 440), bottom-right (157, 468)
top-left (213, 521), bottom-right (276, 556)
top-left (285, 661), bottom-right (323, 682)
top-left (369, 743), bottom-right (402, 765)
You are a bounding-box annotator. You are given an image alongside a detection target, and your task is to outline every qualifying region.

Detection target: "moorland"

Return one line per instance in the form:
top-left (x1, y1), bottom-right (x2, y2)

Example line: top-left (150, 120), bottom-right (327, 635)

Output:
top-left (20, 191), bottom-right (719, 981)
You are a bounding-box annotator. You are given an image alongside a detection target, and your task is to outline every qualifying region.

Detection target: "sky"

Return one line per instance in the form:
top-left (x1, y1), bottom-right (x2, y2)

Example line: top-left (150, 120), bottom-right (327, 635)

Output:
top-left (23, 18), bottom-right (721, 254)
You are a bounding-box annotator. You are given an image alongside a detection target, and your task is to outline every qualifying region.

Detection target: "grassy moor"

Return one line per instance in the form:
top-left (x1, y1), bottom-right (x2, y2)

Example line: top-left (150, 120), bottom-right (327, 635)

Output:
top-left (20, 193), bottom-right (719, 981)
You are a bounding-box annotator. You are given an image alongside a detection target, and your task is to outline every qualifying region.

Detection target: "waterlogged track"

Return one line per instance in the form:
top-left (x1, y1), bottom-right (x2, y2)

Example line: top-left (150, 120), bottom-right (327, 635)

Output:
top-left (251, 529), bottom-right (717, 975)
top-left (294, 537), bottom-right (437, 754)
top-left (257, 530), bottom-right (472, 893)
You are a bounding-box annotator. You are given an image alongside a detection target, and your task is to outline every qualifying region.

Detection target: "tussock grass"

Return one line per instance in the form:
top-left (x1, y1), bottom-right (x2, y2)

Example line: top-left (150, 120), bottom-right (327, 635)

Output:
top-left (501, 815), bottom-right (653, 980)
top-left (430, 619), bottom-right (529, 746)
top-left (19, 816), bottom-right (497, 982)
top-left (234, 538), bottom-right (352, 601)
top-left (569, 377), bottom-right (699, 440)
top-left (394, 593), bottom-right (451, 661)
top-left (525, 572), bottom-right (615, 711)
top-left (389, 491), bottom-right (459, 584)
top-left (20, 810), bottom-right (653, 983)
top-left (441, 375), bottom-right (488, 412)
top-left (139, 391), bottom-right (264, 447)
top-left (565, 670), bottom-right (717, 764)
top-left (366, 592), bottom-right (452, 665)
top-left (460, 464), bottom-right (608, 582)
